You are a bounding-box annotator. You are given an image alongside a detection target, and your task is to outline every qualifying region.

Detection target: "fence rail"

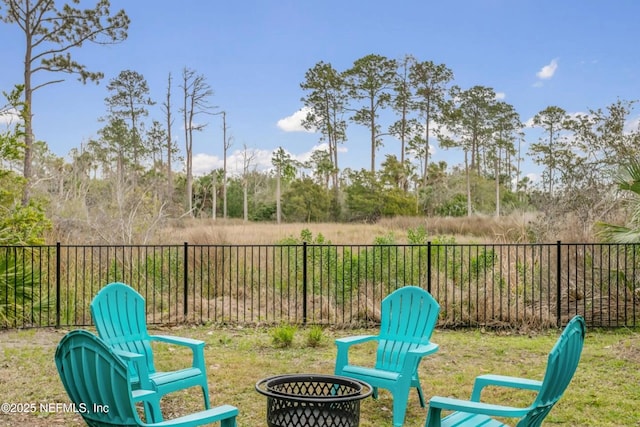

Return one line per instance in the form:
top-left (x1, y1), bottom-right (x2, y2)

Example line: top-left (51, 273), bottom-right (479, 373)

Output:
top-left (1, 242), bottom-right (638, 329)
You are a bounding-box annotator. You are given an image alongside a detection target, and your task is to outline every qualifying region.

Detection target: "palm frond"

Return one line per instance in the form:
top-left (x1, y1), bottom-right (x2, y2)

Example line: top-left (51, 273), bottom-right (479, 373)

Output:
top-left (594, 221), bottom-right (640, 243)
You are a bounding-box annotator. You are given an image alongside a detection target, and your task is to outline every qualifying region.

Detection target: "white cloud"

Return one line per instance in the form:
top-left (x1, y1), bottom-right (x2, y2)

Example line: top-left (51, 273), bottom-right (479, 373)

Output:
top-left (293, 143), bottom-right (348, 165)
top-left (190, 143), bottom-right (351, 178)
top-left (624, 115), bottom-right (640, 134)
top-left (192, 153), bottom-right (222, 176)
top-left (526, 172), bottom-right (541, 184)
top-left (568, 111), bottom-right (589, 120)
top-left (432, 121), bottom-right (454, 143)
top-left (0, 108), bottom-right (21, 126)
top-left (277, 107), bottom-right (314, 133)
top-left (495, 92), bottom-right (506, 100)
top-left (523, 116), bottom-right (536, 128)
top-left (291, 143), bottom-right (325, 164)
top-left (536, 59), bottom-right (559, 80)
top-left (192, 148), bottom-right (276, 177)
top-left (511, 172), bottom-right (541, 190)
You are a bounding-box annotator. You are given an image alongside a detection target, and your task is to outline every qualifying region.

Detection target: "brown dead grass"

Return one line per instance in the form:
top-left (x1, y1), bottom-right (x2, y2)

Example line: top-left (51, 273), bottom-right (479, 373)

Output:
top-left (158, 213), bottom-right (539, 245)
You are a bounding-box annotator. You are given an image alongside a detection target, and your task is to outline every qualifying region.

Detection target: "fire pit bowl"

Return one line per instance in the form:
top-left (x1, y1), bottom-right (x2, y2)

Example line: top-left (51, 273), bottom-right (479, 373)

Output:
top-left (255, 374), bottom-right (372, 427)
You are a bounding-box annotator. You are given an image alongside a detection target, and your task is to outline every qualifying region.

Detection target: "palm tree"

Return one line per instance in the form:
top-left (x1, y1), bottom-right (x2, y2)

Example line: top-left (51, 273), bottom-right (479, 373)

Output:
top-left (596, 159), bottom-right (640, 242)
top-left (0, 249), bottom-right (46, 327)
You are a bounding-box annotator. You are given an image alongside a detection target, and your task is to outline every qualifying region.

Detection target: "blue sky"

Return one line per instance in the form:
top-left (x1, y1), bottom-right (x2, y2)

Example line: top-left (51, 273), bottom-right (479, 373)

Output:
top-left (1, 0), bottom-right (639, 179)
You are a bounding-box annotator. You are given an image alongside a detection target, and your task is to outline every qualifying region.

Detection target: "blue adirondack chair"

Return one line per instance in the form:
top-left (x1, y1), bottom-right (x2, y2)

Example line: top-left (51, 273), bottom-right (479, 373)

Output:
top-left (55, 329), bottom-right (238, 427)
top-left (334, 286), bottom-right (440, 427)
top-left (90, 282), bottom-right (211, 421)
top-left (424, 315), bottom-right (586, 427)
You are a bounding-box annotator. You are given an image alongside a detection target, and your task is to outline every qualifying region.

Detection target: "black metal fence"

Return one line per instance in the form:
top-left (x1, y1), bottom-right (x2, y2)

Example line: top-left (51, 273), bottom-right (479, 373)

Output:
top-left (1, 242), bottom-right (638, 329)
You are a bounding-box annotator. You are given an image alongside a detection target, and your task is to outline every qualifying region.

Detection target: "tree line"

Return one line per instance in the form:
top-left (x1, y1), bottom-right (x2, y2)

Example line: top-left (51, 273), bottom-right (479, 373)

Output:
top-left (1, 1), bottom-right (639, 245)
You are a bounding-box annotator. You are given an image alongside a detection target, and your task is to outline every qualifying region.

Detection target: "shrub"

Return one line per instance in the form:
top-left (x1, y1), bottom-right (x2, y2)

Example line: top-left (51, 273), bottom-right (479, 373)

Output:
top-left (0, 248), bottom-right (47, 327)
top-left (306, 325), bottom-right (324, 347)
top-left (270, 324), bottom-right (297, 348)
top-left (436, 193), bottom-right (468, 217)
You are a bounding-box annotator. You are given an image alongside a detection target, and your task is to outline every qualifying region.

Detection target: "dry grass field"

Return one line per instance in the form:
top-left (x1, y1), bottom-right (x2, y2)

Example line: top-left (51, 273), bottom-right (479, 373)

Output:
top-left (158, 213), bottom-right (541, 246)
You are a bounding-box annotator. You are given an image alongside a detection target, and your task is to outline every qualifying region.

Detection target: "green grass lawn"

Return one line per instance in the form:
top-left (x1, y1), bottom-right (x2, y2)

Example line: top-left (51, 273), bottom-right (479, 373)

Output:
top-left (0, 325), bottom-right (638, 426)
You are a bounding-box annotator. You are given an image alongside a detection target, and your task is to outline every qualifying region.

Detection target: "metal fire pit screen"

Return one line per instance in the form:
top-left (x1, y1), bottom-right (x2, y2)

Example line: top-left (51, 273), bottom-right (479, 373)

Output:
top-left (256, 374), bottom-right (373, 427)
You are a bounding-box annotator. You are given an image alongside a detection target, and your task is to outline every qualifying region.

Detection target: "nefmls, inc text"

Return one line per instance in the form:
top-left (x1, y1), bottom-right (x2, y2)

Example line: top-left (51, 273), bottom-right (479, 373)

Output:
top-left (40, 402), bottom-right (109, 414)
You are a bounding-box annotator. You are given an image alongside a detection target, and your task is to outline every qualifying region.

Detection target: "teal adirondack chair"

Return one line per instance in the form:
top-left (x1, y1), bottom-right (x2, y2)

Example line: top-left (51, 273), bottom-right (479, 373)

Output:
top-left (55, 329), bottom-right (238, 427)
top-left (91, 282), bottom-right (210, 421)
top-left (335, 286), bottom-right (440, 427)
top-left (424, 315), bottom-right (586, 427)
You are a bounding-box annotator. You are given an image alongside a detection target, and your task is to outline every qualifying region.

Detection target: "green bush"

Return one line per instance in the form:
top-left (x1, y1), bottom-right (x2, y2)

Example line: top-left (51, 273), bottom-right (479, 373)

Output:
top-left (0, 249), bottom-right (48, 327)
top-left (270, 324), bottom-right (297, 348)
top-left (306, 325), bottom-right (324, 347)
top-left (436, 193), bottom-right (467, 217)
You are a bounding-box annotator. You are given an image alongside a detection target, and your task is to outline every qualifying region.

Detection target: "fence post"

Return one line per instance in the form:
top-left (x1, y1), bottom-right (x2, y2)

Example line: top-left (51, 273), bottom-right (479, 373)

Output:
top-left (427, 241), bottom-right (432, 293)
top-left (556, 240), bottom-right (562, 328)
top-left (183, 242), bottom-right (188, 319)
top-left (56, 242), bottom-right (61, 328)
top-left (302, 242), bottom-right (308, 325)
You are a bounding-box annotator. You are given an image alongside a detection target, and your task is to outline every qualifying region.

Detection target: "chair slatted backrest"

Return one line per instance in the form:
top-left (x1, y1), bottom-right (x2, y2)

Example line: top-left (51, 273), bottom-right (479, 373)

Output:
top-left (516, 315), bottom-right (586, 427)
top-left (91, 282), bottom-right (157, 376)
top-left (375, 286), bottom-right (440, 372)
top-left (55, 330), bottom-right (140, 427)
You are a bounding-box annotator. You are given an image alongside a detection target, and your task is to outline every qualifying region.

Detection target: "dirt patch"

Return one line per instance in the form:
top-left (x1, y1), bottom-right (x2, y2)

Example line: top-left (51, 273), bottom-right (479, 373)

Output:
top-left (0, 328), bottom-right (68, 348)
top-left (611, 333), bottom-right (640, 364)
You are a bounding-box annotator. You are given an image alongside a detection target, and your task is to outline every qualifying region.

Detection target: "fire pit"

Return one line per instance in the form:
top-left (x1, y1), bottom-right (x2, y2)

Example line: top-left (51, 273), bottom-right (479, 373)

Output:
top-left (256, 374), bottom-right (372, 427)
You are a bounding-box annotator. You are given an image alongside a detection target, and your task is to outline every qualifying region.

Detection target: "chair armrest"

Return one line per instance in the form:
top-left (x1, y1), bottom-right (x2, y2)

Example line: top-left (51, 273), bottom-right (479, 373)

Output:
top-left (335, 334), bottom-right (378, 347)
top-left (113, 349), bottom-right (153, 390)
top-left (131, 388), bottom-right (158, 402)
top-left (151, 404), bottom-right (239, 427)
top-left (150, 335), bottom-right (206, 370)
top-left (408, 342), bottom-right (439, 357)
top-left (470, 374), bottom-right (542, 401)
top-left (150, 334), bottom-right (205, 349)
top-left (114, 348), bottom-right (145, 361)
top-left (334, 335), bottom-right (378, 373)
top-left (427, 395), bottom-right (530, 421)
